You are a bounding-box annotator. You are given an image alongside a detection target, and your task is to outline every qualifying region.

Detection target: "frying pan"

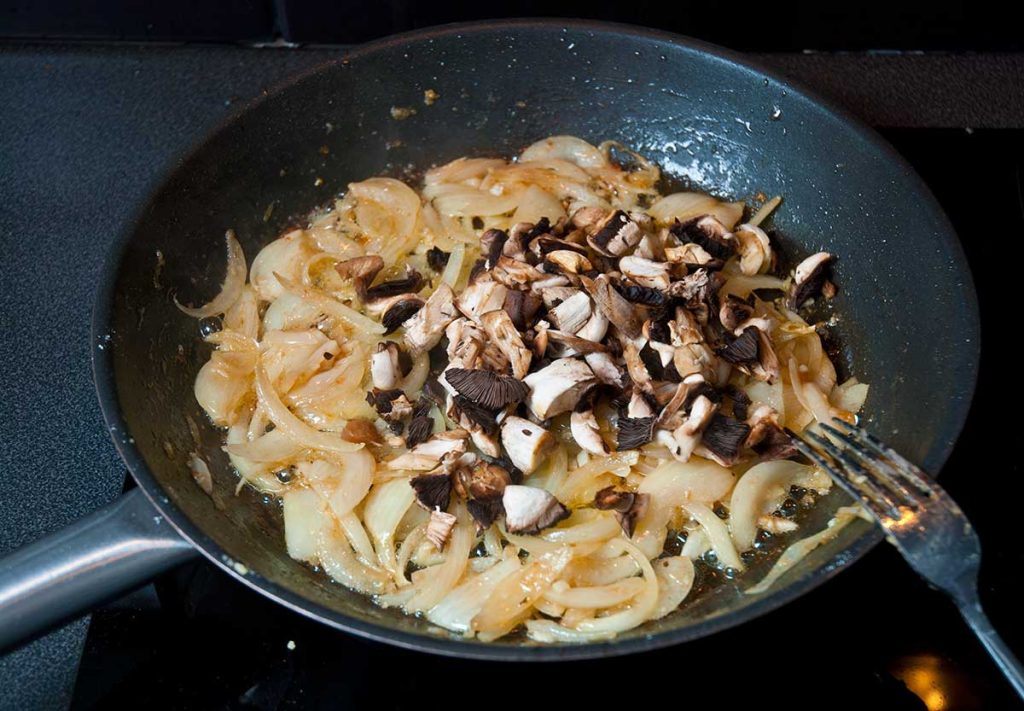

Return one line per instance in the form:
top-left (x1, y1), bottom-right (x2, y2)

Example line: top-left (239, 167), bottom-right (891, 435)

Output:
top-left (0, 20), bottom-right (979, 660)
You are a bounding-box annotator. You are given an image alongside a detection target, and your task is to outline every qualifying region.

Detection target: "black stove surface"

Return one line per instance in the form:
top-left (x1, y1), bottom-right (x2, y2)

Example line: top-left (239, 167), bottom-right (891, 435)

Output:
top-left (1, 42), bottom-right (1022, 711)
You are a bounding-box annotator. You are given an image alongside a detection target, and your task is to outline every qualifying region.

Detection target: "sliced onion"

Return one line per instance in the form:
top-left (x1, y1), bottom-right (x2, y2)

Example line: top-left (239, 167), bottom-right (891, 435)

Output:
top-left (194, 350), bottom-right (256, 427)
top-left (650, 555), bottom-right (695, 619)
top-left (745, 506), bottom-right (862, 595)
top-left (648, 192), bottom-right (744, 229)
top-left (440, 243), bottom-right (465, 288)
top-left (511, 184), bottom-right (566, 225)
top-left (297, 450), bottom-right (374, 520)
top-left (566, 553), bottom-right (640, 586)
top-left (520, 136), bottom-right (608, 170)
top-left (176, 230), bottom-right (247, 318)
top-left (543, 577), bottom-right (644, 609)
top-left (250, 229), bottom-right (315, 301)
top-left (680, 502), bottom-right (744, 572)
top-left (426, 553), bottom-right (521, 633)
top-left (748, 195), bottom-right (782, 227)
top-left (282, 487), bottom-right (323, 562)
top-left (426, 157), bottom-right (506, 186)
top-left (254, 362), bottom-right (362, 454)
top-left (223, 285), bottom-right (260, 340)
top-left (362, 477), bottom-right (415, 580)
top-left (729, 460), bottom-right (817, 552)
top-left (471, 545), bottom-right (573, 642)
top-left (338, 511), bottom-right (381, 569)
top-left (525, 619), bottom-right (616, 644)
top-left (274, 272), bottom-right (385, 337)
top-left (317, 516), bottom-right (393, 596)
top-left (574, 538), bottom-right (658, 634)
top-left (406, 507), bottom-right (475, 612)
top-left (541, 511), bottom-right (621, 545)
top-left (224, 428), bottom-right (302, 463)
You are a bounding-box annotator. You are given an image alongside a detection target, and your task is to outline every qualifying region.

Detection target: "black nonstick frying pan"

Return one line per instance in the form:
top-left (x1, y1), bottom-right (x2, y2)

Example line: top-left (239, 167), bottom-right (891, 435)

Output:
top-left (0, 20), bottom-right (979, 660)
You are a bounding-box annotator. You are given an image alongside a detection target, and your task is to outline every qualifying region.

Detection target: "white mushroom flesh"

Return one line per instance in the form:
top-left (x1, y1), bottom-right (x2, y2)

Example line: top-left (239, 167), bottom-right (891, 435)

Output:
top-left (500, 416), bottom-right (556, 474)
top-left (522, 358), bottom-right (597, 419)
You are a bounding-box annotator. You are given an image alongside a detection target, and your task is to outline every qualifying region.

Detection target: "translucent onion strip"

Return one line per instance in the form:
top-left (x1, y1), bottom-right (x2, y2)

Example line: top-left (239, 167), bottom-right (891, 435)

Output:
top-left (573, 538), bottom-right (658, 634)
top-left (680, 502), bottom-right (744, 572)
top-left (254, 362), bottom-right (363, 454)
top-left (176, 230), bottom-right (247, 318)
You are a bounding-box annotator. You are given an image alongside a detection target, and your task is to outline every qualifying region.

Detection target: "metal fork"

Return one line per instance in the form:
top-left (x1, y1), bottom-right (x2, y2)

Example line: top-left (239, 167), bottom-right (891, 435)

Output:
top-left (792, 419), bottom-right (1024, 699)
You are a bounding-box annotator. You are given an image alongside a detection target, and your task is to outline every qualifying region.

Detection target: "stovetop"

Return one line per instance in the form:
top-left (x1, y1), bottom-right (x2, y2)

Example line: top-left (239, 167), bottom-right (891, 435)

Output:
top-left (1, 42), bottom-right (1022, 711)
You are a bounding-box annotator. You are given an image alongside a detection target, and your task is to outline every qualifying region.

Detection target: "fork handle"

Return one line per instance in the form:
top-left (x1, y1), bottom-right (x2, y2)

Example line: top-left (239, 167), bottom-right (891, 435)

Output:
top-left (954, 592), bottom-right (1024, 699)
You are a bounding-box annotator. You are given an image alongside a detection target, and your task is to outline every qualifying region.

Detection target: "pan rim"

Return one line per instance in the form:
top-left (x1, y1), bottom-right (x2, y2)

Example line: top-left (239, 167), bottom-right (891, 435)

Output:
top-left (91, 18), bottom-right (979, 661)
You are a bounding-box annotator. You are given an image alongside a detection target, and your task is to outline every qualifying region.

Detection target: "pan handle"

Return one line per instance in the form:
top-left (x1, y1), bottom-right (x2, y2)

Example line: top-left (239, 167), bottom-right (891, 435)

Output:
top-left (0, 488), bottom-right (197, 653)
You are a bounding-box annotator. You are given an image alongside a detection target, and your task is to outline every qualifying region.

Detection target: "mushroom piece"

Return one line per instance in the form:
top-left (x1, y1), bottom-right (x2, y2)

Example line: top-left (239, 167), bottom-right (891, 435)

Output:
top-left (584, 351), bottom-right (625, 387)
top-left (335, 254), bottom-right (384, 299)
top-left (502, 485), bottom-right (570, 534)
top-left (366, 388), bottom-right (414, 424)
top-left (529, 275), bottom-right (571, 293)
top-left (719, 296), bottom-right (754, 332)
top-left (425, 509), bottom-right (458, 550)
top-left (403, 283), bottom-right (459, 354)
top-left (540, 286), bottom-right (580, 309)
top-left (697, 413), bottom-right (752, 466)
top-left (481, 309), bottom-right (533, 379)
top-left (745, 405), bottom-right (796, 460)
top-left (533, 236), bottom-right (588, 258)
top-left (616, 416), bottom-right (655, 450)
top-left (790, 252), bottom-right (834, 308)
top-left (669, 394), bottom-right (718, 462)
top-left (444, 368), bottom-right (530, 410)
top-left (503, 289), bottom-right (542, 330)
top-left (380, 296), bottom-right (426, 334)
top-left (426, 247), bottom-right (450, 272)
top-left (621, 338), bottom-right (653, 394)
top-left (386, 430), bottom-right (469, 470)
top-left (576, 309), bottom-right (609, 343)
top-left (456, 279), bottom-right (508, 323)
top-left (364, 267), bottom-right (424, 304)
top-left (587, 210), bottom-right (643, 256)
top-left (342, 418), bottom-right (383, 445)
top-left (522, 358), bottom-right (598, 419)
top-left (410, 472), bottom-right (453, 511)
top-left (619, 256), bottom-right (672, 290)
top-left (547, 291), bottom-right (592, 334)
top-left (582, 274), bottom-right (644, 339)
top-left (544, 250), bottom-right (593, 276)
top-left (480, 228), bottom-right (508, 269)
top-left (718, 327), bottom-right (760, 366)
top-left (570, 206), bottom-right (609, 231)
top-left (503, 223), bottom-right (534, 261)
top-left (570, 409), bottom-right (608, 455)
top-left (618, 284), bottom-right (667, 308)
top-left (500, 415), bottom-right (556, 475)
top-left (406, 399), bottom-right (435, 448)
top-left (664, 241), bottom-right (719, 267)
top-left (627, 390), bottom-right (656, 418)
top-left (751, 328), bottom-right (780, 383)
top-left (452, 459), bottom-right (514, 531)
top-left (370, 342), bottom-right (401, 390)
top-left (670, 215), bottom-right (736, 260)
top-left (491, 256), bottom-right (547, 289)
top-left (593, 486), bottom-right (650, 537)
top-left (733, 223), bottom-right (773, 276)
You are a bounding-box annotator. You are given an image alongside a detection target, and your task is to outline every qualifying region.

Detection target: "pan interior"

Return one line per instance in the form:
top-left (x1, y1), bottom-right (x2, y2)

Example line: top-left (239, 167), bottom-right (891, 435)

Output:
top-left (103, 22), bottom-right (977, 656)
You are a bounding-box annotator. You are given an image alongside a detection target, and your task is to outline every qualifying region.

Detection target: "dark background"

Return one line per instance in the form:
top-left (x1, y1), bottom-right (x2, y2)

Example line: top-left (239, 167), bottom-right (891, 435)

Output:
top-left (2, 0), bottom-right (1023, 51)
top-left (2, 2), bottom-right (1023, 711)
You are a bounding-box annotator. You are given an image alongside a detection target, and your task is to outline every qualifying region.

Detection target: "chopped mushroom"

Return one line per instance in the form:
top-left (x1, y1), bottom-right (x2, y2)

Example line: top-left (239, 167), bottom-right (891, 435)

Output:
top-left (403, 283), bottom-right (458, 354)
top-left (593, 486), bottom-right (649, 537)
top-left (670, 216), bottom-right (736, 260)
top-left (669, 394), bottom-right (717, 462)
top-left (547, 291), bottom-right (592, 334)
top-left (719, 296), bottom-right (754, 331)
top-left (503, 485), bottom-right (570, 534)
top-left (503, 289), bottom-right (542, 330)
top-left (364, 267), bottom-right (424, 304)
top-left (746, 405), bottom-right (796, 460)
top-left (733, 223), bottom-right (773, 275)
top-left (664, 241), bottom-right (719, 267)
top-left (586, 209), bottom-right (643, 256)
top-left (426, 246), bottom-right (450, 272)
top-left (576, 310), bottom-right (609, 343)
top-left (456, 279), bottom-right (508, 322)
top-left (491, 256), bottom-right (547, 289)
top-left (570, 409), bottom-right (608, 455)
top-left (426, 509), bottom-right (458, 550)
top-left (619, 256), bottom-right (672, 290)
top-left (366, 388), bottom-right (413, 424)
top-left (386, 430), bottom-right (469, 470)
top-left (335, 255), bottom-right (384, 299)
top-left (500, 415), bottom-right (556, 475)
top-left (410, 472), bottom-right (453, 511)
top-left (582, 274), bottom-right (644, 339)
top-left (522, 358), bottom-right (597, 419)
top-left (444, 368), bottom-right (530, 410)
top-left (481, 309), bottom-right (532, 379)
top-left (544, 250), bottom-right (592, 275)
top-left (584, 351), bottom-right (625, 387)
top-left (370, 342), bottom-right (401, 390)
top-left (380, 296), bottom-right (425, 334)
top-left (616, 416), bottom-right (655, 450)
top-left (790, 252), bottom-right (834, 308)
top-left (480, 229), bottom-right (508, 269)
top-left (697, 413), bottom-right (751, 466)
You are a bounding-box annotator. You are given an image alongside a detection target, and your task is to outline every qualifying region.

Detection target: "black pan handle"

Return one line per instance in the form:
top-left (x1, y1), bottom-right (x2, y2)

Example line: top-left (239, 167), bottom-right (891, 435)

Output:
top-left (0, 488), bottom-right (197, 653)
